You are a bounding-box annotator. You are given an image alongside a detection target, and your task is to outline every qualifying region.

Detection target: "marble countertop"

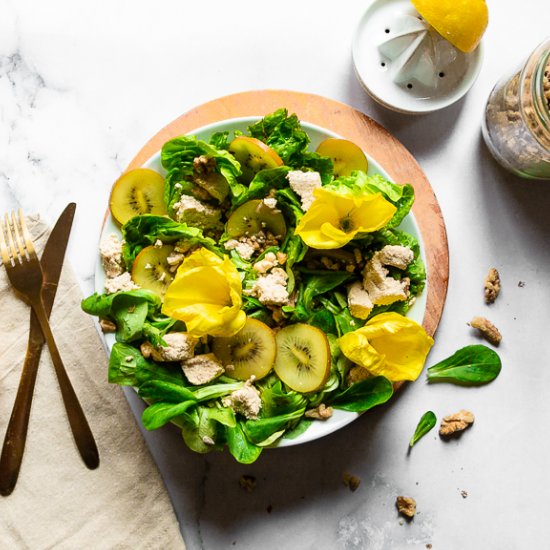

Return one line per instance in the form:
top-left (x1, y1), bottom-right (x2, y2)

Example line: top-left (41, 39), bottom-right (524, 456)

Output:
top-left (2, 1), bottom-right (549, 548)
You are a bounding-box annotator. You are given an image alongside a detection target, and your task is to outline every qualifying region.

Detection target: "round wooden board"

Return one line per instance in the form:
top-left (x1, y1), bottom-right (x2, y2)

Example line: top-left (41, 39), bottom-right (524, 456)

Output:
top-left (127, 90), bottom-right (449, 337)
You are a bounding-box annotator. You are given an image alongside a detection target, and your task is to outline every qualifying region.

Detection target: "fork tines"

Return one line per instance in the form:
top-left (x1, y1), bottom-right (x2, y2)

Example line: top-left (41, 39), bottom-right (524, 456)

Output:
top-left (0, 210), bottom-right (35, 267)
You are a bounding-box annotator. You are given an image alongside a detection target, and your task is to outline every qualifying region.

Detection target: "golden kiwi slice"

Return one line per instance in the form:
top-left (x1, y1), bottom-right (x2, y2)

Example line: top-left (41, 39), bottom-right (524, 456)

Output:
top-left (315, 138), bottom-right (368, 178)
top-left (225, 199), bottom-right (287, 240)
top-left (212, 318), bottom-right (276, 381)
top-left (228, 136), bottom-right (284, 183)
top-left (131, 244), bottom-right (175, 296)
top-left (273, 324), bottom-right (331, 393)
top-left (109, 168), bottom-right (167, 225)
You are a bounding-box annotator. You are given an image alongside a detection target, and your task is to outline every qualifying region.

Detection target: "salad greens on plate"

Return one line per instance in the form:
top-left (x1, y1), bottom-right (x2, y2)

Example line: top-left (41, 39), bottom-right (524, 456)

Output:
top-left (83, 108), bottom-right (434, 463)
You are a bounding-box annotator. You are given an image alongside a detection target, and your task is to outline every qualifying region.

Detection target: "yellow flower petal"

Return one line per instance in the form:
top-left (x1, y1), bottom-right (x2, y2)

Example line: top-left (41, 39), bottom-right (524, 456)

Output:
top-left (295, 187), bottom-right (396, 249)
top-left (162, 247), bottom-right (246, 338)
top-left (338, 312), bottom-right (434, 382)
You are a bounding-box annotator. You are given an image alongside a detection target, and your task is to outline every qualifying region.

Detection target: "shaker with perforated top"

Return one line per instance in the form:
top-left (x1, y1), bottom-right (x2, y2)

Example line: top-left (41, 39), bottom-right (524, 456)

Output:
top-left (352, 0), bottom-right (487, 114)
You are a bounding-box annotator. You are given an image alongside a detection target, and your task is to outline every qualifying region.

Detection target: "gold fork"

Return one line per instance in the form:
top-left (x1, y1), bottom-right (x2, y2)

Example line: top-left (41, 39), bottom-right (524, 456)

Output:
top-left (0, 210), bottom-right (99, 470)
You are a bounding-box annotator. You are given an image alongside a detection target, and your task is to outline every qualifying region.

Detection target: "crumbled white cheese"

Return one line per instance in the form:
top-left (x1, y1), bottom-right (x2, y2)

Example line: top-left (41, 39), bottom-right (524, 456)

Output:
top-left (377, 245), bottom-right (415, 270)
top-left (222, 378), bottom-right (262, 419)
top-left (362, 245), bottom-right (414, 306)
top-left (224, 239), bottom-right (255, 260)
top-left (166, 250), bottom-right (185, 267)
top-left (141, 332), bottom-right (197, 362)
top-left (262, 197), bottom-right (278, 209)
top-left (104, 272), bottom-right (140, 294)
top-left (347, 281), bottom-right (374, 320)
top-left (154, 239), bottom-right (163, 248)
top-left (287, 170), bottom-right (322, 211)
top-left (172, 194), bottom-right (221, 230)
top-left (100, 233), bottom-right (124, 278)
top-left (253, 252), bottom-right (278, 274)
top-left (245, 267), bottom-right (289, 305)
top-left (182, 353), bottom-right (224, 385)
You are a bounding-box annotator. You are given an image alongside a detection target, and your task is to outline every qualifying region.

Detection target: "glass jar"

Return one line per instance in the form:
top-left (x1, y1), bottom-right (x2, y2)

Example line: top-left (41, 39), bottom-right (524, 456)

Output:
top-left (482, 37), bottom-right (550, 180)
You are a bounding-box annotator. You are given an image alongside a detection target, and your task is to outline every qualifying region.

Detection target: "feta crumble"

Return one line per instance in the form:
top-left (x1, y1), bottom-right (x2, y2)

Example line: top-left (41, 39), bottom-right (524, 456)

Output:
top-left (287, 170), bottom-right (322, 211)
top-left (245, 267), bottom-right (289, 305)
top-left (222, 378), bottom-right (262, 419)
top-left (182, 353), bottom-right (225, 385)
top-left (253, 252), bottom-right (278, 274)
top-left (140, 332), bottom-right (197, 362)
top-left (172, 194), bottom-right (222, 231)
top-left (104, 272), bottom-right (140, 294)
top-left (100, 233), bottom-right (124, 279)
top-left (224, 239), bottom-right (256, 260)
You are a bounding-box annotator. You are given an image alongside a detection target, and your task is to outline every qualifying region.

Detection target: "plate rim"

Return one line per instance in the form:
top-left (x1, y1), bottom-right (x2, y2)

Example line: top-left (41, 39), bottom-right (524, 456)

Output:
top-left (98, 91), bottom-right (449, 449)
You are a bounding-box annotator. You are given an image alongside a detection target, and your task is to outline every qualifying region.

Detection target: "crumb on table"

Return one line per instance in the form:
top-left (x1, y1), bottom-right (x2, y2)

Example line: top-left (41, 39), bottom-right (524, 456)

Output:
top-left (396, 495), bottom-right (417, 518)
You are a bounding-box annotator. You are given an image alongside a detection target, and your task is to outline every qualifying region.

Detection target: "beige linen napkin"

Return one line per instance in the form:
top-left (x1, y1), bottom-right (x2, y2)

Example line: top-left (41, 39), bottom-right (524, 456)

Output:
top-left (0, 215), bottom-right (185, 550)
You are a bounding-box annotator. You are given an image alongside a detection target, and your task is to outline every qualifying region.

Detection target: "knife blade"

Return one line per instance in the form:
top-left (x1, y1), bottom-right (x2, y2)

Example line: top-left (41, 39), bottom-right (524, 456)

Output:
top-left (0, 203), bottom-right (77, 496)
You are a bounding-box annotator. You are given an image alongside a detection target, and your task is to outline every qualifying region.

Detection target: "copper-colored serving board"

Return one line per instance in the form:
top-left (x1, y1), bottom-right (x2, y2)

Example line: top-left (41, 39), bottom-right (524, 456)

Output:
top-left (127, 90), bottom-right (449, 337)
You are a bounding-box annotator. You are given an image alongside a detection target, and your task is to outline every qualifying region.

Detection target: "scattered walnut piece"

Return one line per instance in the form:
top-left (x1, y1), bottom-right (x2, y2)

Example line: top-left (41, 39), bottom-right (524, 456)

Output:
top-left (239, 475), bottom-right (256, 493)
top-left (469, 316), bottom-right (502, 346)
top-left (99, 318), bottom-right (117, 333)
top-left (439, 410), bottom-right (475, 437)
top-left (305, 404), bottom-right (333, 420)
top-left (460, 489), bottom-right (469, 499)
top-left (342, 473), bottom-right (361, 492)
top-left (396, 496), bottom-right (416, 518)
top-left (484, 268), bottom-right (501, 304)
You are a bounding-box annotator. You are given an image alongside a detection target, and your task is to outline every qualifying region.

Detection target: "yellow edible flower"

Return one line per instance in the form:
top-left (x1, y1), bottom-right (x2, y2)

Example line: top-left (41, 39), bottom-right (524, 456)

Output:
top-left (338, 312), bottom-right (434, 382)
top-left (162, 247), bottom-right (246, 338)
top-left (295, 187), bottom-right (396, 249)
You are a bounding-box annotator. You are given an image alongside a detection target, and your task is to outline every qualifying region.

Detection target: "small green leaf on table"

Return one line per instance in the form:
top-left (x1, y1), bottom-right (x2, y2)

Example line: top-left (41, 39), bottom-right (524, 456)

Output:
top-left (427, 344), bottom-right (501, 385)
top-left (409, 411), bottom-right (437, 447)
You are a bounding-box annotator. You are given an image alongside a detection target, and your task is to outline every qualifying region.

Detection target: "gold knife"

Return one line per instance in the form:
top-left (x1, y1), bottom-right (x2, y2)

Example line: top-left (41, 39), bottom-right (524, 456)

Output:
top-left (0, 203), bottom-right (98, 496)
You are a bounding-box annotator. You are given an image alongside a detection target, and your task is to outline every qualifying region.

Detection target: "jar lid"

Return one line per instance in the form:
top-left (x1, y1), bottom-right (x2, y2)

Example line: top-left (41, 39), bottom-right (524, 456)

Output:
top-left (352, 0), bottom-right (484, 114)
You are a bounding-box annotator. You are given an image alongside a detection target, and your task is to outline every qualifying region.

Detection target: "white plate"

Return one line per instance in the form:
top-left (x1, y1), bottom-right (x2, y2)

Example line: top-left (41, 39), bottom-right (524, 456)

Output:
top-left (95, 117), bottom-right (428, 447)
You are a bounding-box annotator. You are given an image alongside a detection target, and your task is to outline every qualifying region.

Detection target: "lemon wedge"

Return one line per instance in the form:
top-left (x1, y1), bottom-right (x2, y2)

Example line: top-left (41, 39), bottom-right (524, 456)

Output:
top-left (411, 0), bottom-right (488, 53)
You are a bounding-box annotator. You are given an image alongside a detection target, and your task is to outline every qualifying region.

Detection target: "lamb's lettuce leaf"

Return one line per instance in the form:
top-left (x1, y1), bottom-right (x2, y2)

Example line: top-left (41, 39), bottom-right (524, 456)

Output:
top-left (108, 342), bottom-right (185, 387)
top-left (81, 289), bottom-right (162, 343)
top-left (329, 376), bottom-right (394, 412)
top-left (226, 421), bottom-right (263, 464)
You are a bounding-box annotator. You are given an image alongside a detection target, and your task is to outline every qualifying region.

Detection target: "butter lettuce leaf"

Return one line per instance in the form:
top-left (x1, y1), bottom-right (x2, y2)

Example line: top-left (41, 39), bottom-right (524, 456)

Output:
top-left (247, 109), bottom-right (333, 183)
top-left (161, 135), bottom-right (243, 206)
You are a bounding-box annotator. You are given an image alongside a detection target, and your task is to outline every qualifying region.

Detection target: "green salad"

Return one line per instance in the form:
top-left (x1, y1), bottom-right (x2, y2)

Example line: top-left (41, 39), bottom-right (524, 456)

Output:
top-left (82, 109), bottom-right (434, 463)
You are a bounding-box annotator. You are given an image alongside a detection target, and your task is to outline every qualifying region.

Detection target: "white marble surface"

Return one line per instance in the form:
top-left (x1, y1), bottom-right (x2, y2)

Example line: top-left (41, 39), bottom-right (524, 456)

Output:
top-left (1, 1), bottom-right (549, 548)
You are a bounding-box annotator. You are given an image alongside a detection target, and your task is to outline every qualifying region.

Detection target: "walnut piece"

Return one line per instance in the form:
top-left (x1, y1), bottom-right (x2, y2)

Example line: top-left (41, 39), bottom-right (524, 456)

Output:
top-left (396, 496), bottom-right (416, 518)
top-left (99, 318), bottom-right (117, 333)
top-left (469, 316), bottom-right (502, 346)
top-left (305, 404), bottom-right (333, 420)
top-left (484, 268), bottom-right (501, 304)
top-left (439, 409), bottom-right (475, 437)
top-left (342, 473), bottom-right (361, 492)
